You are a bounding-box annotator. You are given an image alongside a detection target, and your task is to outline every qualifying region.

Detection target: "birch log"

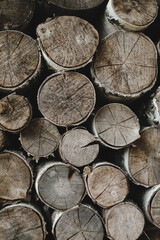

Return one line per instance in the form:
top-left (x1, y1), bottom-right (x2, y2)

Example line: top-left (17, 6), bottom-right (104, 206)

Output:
top-left (59, 128), bottom-right (99, 167)
top-left (52, 204), bottom-right (104, 240)
top-left (103, 202), bottom-right (145, 240)
top-left (36, 16), bottom-right (99, 71)
top-left (0, 30), bottom-right (41, 92)
top-left (106, 0), bottom-right (158, 31)
top-left (83, 162), bottom-right (128, 208)
top-left (92, 103), bottom-right (140, 149)
top-left (0, 203), bottom-right (46, 240)
top-left (91, 30), bottom-right (158, 101)
top-left (38, 72), bottom-right (96, 127)
top-left (35, 162), bottom-right (85, 210)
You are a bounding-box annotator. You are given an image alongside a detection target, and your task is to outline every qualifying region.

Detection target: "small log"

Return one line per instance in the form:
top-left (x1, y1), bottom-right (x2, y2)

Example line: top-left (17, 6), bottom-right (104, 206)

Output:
top-left (0, 30), bottom-right (41, 92)
top-left (92, 103), bottom-right (140, 149)
top-left (59, 128), bottom-right (99, 167)
top-left (103, 202), bottom-right (145, 240)
top-left (0, 0), bottom-right (35, 31)
top-left (91, 30), bottom-right (158, 101)
top-left (35, 162), bottom-right (85, 210)
top-left (20, 118), bottom-right (60, 159)
top-left (106, 0), bottom-right (158, 31)
top-left (0, 151), bottom-right (32, 201)
top-left (123, 126), bottom-right (160, 187)
top-left (0, 93), bottom-right (32, 133)
top-left (83, 162), bottom-right (129, 208)
top-left (36, 16), bottom-right (99, 71)
top-left (52, 204), bottom-right (104, 240)
top-left (0, 203), bottom-right (46, 240)
top-left (37, 72), bottom-right (96, 127)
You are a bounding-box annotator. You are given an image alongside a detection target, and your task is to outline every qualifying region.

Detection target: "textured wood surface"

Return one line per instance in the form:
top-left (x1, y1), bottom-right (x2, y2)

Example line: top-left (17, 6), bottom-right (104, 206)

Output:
top-left (53, 205), bottom-right (104, 240)
top-left (91, 31), bottom-right (157, 100)
top-left (0, 30), bottom-right (40, 91)
top-left (20, 118), bottom-right (60, 158)
top-left (59, 128), bottom-right (99, 167)
top-left (150, 188), bottom-right (160, 228)
top-left (38, 72), bottom-right (95, 127)
top-left (0, 130), bottom-right (7, 149)
top-left (93, 103), bottom-right (140, 149)
top-left (36, 16), bottom-right (99, 70)
top-left (0, 94), bottom-right (32, 132)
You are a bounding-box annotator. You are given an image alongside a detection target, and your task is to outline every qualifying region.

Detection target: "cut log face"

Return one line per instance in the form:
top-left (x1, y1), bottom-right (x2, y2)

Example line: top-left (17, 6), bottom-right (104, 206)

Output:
top-left (53, 204), bottom-right (104, 240)
top-left (0, 30), bottom-right (41, 92)
top-left (36, 16), bottom-right (99, 71)
top-left (91, 31), bottom-right (157, 100)
top-left (0, 151), bottom-right (32, 201)
top-left (124, 126), bottom-right (160, 187)
top-left (59, 128), bottom-right (99, 167)
top-left (0, 203), bottom-right (46, 240)
top-left (150, 188), bottom-right (160, 228)
top-left (93, 103), bottom-right (140, 149)
top-left (106, 0), bottom-right (158, 31)
top-left (0, 93), bottom-right (32, 133)
top-left (35, 162), bottom-right (85, 210)
top-left (38, 72), bottom-right (96, 127)
top-left (104, 202), bottom-right (145, 240)
top-left (84, 163), bottom-right (128, 208)
top-left (0, 0), bottom-right (35, 31)
top-left (20, 118), bottom-right (60, 158)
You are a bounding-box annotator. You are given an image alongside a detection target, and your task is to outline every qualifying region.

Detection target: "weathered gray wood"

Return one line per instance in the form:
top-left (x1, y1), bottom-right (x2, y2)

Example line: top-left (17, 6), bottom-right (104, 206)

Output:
top-left (36, 16), bottom-right (99, 71)
top-left (91, 31), bottom-right (157, 101)
top-left (92, 103), bottom-right (140, 149)
top-left (35, 162), bottom-right (85, 210)
top-left (59, 128), bottom-right (99, 167)
top-left (38, 72), bottom-right (96, 127)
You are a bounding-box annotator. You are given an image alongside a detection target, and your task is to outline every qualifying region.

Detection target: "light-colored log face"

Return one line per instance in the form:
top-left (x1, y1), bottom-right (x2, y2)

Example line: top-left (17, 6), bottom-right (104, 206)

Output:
top-left (0, 30), bottom-right (40, 90)
top-left (104, 202), bottom-right (145, 240)
top-left (0, 94), bottom-right (32, 132)
top-left (0, 204), bottom-right (45, 240)
top-left (36, 16), bottom-right (99, 70)
top-left (150, 189), bottom-right (160, 227)
top-left (38, 72), bottom-right (95, 127)
top-left (93, 103), bottom-right (140, 149)
top-left (37, 164), bottom-right (85, 210)
top-left (59, 128), bottom-right (99, 167)
top-left (0, 0), bottom-right (35, 30)
top-left (20, 118), bottom-right (60, 157)
top-left (0, 152), bottom-right (32, 200)
top-left (92, 31), bottom-right (157, 99)
top-left (128, 127), bottom-right (160, 187)
top-left (85, 165), bottom-right (128, 208)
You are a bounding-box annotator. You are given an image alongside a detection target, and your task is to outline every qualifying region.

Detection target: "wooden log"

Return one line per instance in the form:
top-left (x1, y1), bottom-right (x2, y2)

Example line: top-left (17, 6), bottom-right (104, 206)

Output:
top-left (36, 16), bottom-right (99, 71)
top-left (122, 126), bottom-right (160, 187)
top-left (52, 204), bottom-right (104, 240)
top-left (0, 0), bottom-right (35, 31)
top-left (0, 93), bottom-right (32, 133)
top-left (0, 203), bottom-right (46, 240)
top-left (91, 30), bottom-right (158, 101)
top-left (0, 129), bottom-right (8, 149)
top-left (103, 202), bottom-right (145, 240)
top-left (20, 118), bottom-right (60, 159)
top-left (0, 30), bottom-right (41, 92)
top-left (83, 162), bottom-right (129, 208)
top-left (59, 128), bottom-right (99, 167)
top-left (92, 103), bottom-right (140, 149)
top-left (0, 150), bottom-right (32, 201)
top-left (35, 162), bottom-right (85, 210)
top-left (37, 72), bottom-right (96, 127)
top-left (106, 0), bottom-right (158, 31)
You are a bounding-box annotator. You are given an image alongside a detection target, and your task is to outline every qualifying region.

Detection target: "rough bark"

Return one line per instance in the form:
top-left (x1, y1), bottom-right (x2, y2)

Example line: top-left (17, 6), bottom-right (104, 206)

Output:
top-left (92, 103), bottom-right (140, 149)
top-left (38, 72), bottom-right (96, 127)
top-left (35, 162), bottom-right (85, 210)
top-left (91, 31), bottom-right (157, 101)
top-left (59, 128), bottom-right (99, 167)
top-left (36, 16), bottom-right (99, 71)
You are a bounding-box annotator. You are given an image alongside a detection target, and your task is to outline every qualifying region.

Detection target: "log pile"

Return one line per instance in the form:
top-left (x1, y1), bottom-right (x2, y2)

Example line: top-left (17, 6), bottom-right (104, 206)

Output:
top-left (1, 0), bottom-right (160, 239)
